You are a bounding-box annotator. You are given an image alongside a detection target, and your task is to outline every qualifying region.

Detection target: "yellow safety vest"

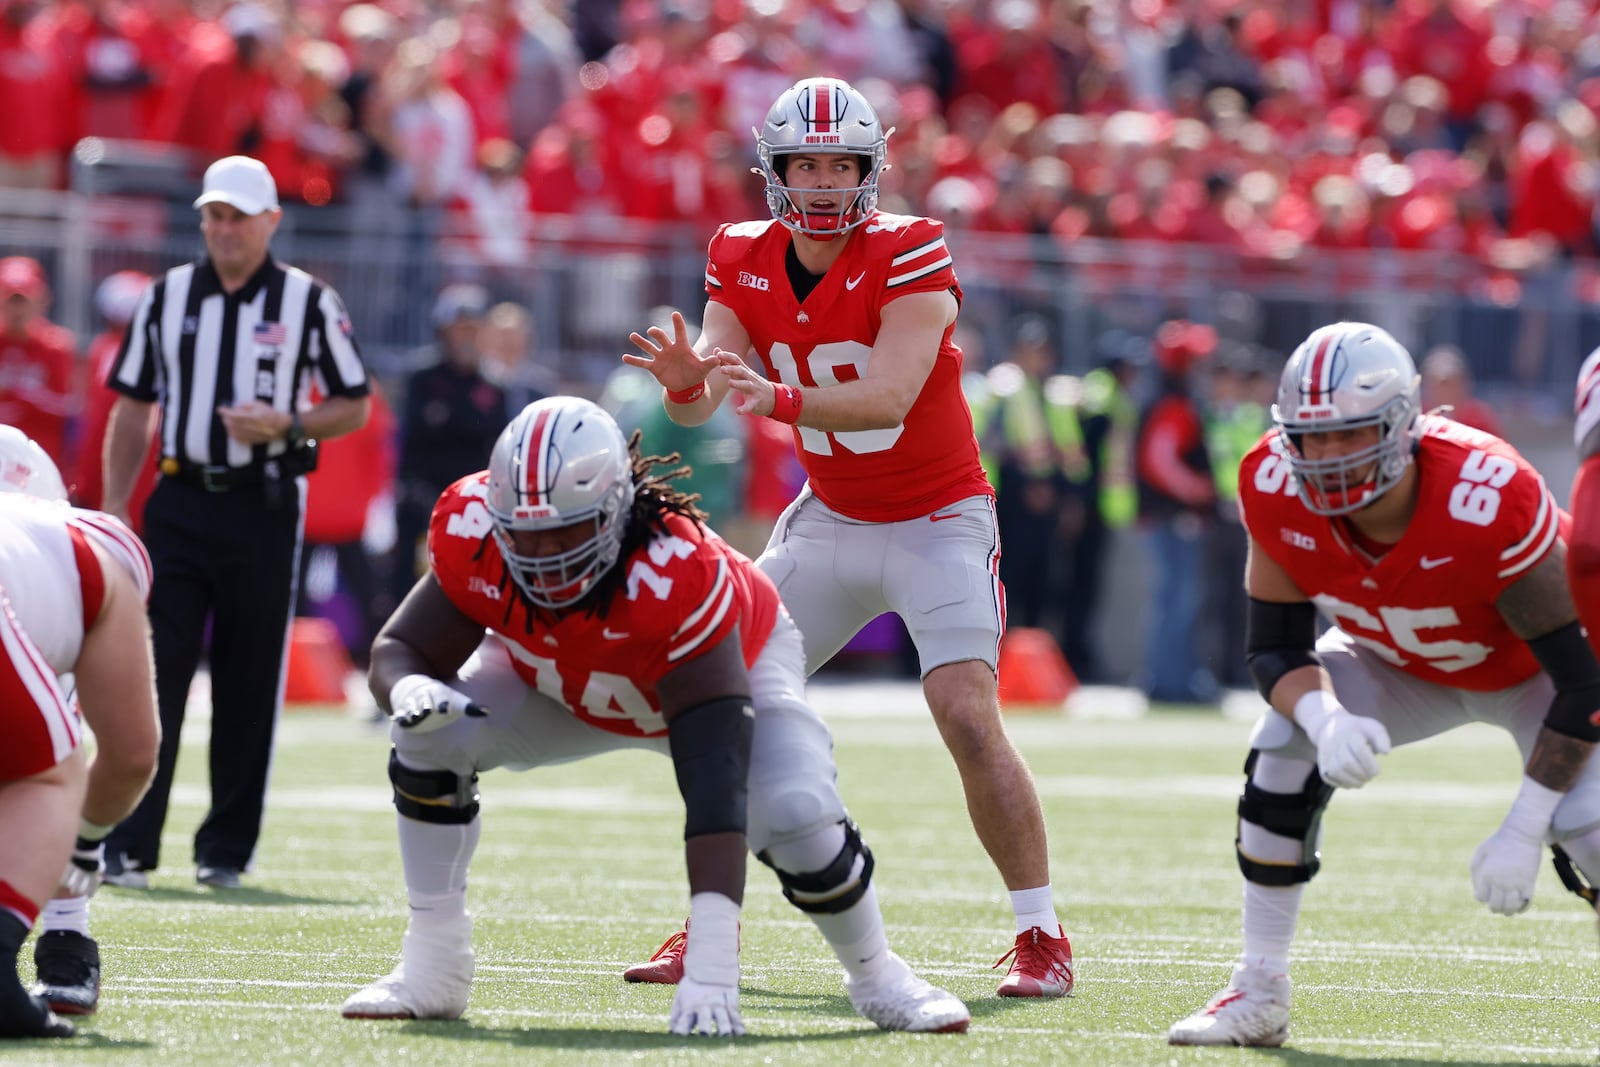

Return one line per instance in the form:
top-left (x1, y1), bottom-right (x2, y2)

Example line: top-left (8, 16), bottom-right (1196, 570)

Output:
top-left (1082, 367), bottom-right (1137, 528)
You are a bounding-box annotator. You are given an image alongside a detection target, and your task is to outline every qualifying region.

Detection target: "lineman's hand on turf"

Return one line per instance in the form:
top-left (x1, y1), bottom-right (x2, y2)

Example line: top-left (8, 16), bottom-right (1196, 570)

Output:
top-left (388, 674), bottom-right (487, 733)
top-left (669, 976), bottom-right (744, 1037)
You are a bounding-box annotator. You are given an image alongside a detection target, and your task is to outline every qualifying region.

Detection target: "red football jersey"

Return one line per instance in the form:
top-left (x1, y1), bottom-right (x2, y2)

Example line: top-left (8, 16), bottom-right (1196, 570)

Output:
top-left (427, 473), bottom-right (780, 738)
top-left (1239, 417), bottom-right (1563, 692)
top-left (705, 212), bottom-right (993, 522)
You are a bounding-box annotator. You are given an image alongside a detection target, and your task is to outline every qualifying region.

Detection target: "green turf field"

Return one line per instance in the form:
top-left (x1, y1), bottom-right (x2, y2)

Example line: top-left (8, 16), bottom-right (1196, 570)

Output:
top-left (4, 683), bottom-right (1596, 1066)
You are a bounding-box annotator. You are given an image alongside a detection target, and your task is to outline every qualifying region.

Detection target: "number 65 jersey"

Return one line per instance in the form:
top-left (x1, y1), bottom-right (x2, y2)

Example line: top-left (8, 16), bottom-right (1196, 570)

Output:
top-left (1238, 416), bottom-right (1565, 692)
top-left (427, 473), bottom-right (780, 738)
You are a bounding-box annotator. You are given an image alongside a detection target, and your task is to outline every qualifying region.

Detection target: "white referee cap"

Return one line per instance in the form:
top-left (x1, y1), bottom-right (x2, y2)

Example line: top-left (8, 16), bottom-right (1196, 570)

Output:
top-left (194, 155), bottom-right (280, 216)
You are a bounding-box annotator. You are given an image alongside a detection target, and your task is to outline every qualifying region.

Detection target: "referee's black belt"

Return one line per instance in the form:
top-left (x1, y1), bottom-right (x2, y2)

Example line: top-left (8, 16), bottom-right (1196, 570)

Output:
top-left (159, 451), bottom-right (313, 493)
top-left (159, 457), bottom-right (266, 492)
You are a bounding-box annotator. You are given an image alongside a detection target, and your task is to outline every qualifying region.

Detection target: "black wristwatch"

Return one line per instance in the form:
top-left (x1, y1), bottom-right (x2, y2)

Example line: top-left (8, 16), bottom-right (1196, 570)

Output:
top-left (285, 411), bottom-right (307, 448)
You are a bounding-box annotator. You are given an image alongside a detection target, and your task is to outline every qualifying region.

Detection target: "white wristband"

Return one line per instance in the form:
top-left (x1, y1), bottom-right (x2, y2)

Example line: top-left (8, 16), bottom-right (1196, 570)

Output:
top-left (1503, 775), bottom-right (1564, 839)
top-left (1291, 688), bottom-right (1343, 737)
top-left (682, 891), bottom-right (741, 986)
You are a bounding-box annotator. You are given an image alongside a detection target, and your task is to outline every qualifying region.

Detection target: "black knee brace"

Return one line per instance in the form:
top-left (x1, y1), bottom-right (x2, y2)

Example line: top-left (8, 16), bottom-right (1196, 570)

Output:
top-left (757, 820), bottom-right (876, 915)
top-left (389, 749), bottom-right (479, 824)
top-left (1235, 749), bottom-right (1335, 886)
top-left (1552, 845), bottom-right (1599, 906)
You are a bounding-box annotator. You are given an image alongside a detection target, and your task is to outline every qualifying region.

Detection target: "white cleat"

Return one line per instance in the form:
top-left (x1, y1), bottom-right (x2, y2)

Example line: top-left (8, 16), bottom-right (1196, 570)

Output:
top-left (846, 952), bottom-right (971, 1033)
top-left (342, 917), bottom-right (474, 1021)
top-left (1167, 963), bottom-right (1290, 1047)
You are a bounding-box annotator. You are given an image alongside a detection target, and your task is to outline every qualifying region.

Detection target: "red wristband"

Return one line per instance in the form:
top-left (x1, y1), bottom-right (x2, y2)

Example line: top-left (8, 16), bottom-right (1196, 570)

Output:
top-left (769, 383), bottom-right (803, 424)
top-left (665, 381), bottom-right (706, 405)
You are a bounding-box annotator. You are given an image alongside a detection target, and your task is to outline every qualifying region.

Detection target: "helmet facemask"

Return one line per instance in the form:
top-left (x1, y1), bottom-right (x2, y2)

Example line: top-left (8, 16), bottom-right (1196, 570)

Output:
top-left (756, 78), bottom-right (889, 240)
top-left (485, 399), bottom-right (636, 610)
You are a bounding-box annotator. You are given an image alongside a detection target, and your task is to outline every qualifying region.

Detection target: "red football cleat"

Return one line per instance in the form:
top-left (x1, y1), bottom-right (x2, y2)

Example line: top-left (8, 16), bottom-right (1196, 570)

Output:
top-left (623, 925), bottom-right (687, 985)
top-left (993, 925), bottom-right (1074, 998)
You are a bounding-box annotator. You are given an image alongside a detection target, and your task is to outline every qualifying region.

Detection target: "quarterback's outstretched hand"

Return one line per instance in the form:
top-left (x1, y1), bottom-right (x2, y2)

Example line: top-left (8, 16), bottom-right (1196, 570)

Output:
top-left (622, 311), bottom-right (718, 394)
top-left (1471, 776), bottom-right (1564, 915)
top-left (1292, 691), bottom-right (1391, 788)
top-left (388, 674), bottom-right (487, 733)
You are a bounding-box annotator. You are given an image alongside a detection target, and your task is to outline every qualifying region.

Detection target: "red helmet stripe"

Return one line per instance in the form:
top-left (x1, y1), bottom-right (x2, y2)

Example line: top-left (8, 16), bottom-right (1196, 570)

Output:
top-left (1305, 330), bottom-right (1338, 404)
top-left (812, 79), bottom-right (833, 133)
top-left (524, 406), bottom-right (554, 510)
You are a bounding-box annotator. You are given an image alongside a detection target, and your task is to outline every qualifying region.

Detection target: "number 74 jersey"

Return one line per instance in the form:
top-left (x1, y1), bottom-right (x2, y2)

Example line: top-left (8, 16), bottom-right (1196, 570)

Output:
top-left (1238, 416), bottom-right (1566, 692)
top-left (428, 473), bottom-right (779, 737)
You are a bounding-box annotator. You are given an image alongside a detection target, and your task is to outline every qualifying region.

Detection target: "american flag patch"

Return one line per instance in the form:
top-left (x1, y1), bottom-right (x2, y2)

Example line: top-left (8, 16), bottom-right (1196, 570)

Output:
top-left (254, 322), bottom-right (287, 345)
top-left (337, 312), bottom-right (353, 337)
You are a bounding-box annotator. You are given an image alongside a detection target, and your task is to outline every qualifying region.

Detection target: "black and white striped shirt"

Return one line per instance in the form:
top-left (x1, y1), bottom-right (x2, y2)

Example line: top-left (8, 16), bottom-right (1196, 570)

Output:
top-left (110, 256), bottom-right (369, 469)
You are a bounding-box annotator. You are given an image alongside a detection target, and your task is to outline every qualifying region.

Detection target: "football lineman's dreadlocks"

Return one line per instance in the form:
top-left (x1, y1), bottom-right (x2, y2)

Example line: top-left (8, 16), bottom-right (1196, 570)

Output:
top-left (583, 430), bottom-right (708, 614)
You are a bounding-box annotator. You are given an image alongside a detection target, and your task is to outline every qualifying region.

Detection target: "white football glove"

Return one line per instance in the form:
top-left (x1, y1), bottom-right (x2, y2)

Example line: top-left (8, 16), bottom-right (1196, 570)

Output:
top-left (1293, 690), bottom-right (1391, 789)
top-left (388, 675), bottom-right (487, 733)
top-left (669, 891), bottom-right (743, 1037)
top-left (1471, 776), bottom-right (1564, 916)
top-left (58, 836), bottom-right (103, 898)
top-left (669, 976), bottom-right (744, 1037)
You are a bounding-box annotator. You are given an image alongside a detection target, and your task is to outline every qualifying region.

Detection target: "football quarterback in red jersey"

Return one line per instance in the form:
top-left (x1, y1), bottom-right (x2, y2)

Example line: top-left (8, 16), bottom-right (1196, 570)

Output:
top-left (1170, 323), bottom-right (1600, 1048)
top-left (0, 429), bottom-right (159, 1039)
top-left (340, 397), bottom-right (968, 1036)
top-left (622, 76), bottom-right (1071, 1000)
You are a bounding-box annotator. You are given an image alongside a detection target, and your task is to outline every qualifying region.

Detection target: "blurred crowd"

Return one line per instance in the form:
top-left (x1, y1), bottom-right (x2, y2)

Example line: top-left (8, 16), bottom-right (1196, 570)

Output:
top-left (7, 0), bottom-right (1600, 288)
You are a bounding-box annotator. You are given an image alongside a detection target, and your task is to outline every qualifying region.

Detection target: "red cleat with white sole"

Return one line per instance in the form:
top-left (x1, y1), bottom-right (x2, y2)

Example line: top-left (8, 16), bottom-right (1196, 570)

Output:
top-left (993, 926), bottom-right (1074, 998)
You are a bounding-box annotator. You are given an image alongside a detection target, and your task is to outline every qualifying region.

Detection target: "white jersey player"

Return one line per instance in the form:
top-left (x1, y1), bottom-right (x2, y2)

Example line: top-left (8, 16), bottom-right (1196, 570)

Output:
top-left (0, 427), bottom-right (159, 1038)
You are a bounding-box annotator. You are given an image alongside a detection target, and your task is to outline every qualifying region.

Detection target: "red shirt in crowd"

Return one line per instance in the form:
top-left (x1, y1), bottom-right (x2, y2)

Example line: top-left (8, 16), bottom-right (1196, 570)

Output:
top-left (0, 17), bottom-right (69, 160)
top-left (0, 319), bottom-right (76, 466)
top-left (73, 326), bottom-right (157, 531)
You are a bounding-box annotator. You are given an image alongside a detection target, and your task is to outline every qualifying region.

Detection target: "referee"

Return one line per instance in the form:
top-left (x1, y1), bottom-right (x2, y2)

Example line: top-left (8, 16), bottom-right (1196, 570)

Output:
top-left (100, 155), bottom-right (371, 890)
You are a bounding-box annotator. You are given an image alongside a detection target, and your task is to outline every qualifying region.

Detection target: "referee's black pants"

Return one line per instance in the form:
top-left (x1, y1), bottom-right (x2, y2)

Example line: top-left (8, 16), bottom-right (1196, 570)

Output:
top-left (106, 473), bottom-right (304, 873)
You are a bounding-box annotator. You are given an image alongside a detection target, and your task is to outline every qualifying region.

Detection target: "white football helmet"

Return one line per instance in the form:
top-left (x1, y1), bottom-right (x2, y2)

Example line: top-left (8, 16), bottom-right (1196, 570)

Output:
top-left (756, 77), bottom-right (889, 239)
top-left (0, 425), bottom-right (67, 502)
top-left (484, 397), bottom-right (635, 610)
top-left (1273, 322), bottom-right (1421, 516)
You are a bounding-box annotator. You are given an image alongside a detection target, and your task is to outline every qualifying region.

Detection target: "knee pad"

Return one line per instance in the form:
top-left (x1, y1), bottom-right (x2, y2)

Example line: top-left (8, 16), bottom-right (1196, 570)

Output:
top-left (757, 819), bottom-right (875, 915)
top-left (389, 749), bottom-right (479, 825)
top-left (1235, 749), bottom-right (1334, 887)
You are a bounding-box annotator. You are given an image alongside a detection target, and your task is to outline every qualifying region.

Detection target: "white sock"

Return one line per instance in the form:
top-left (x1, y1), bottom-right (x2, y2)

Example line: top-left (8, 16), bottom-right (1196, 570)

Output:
top-left (1239, 881), bottom-right (1302, 976)
top-left (763, 826), bottom-right (890, 981)
top-left (398, 813), bottom-right (479, 923)
top-left (40, 896), bottom-right (90, 937)
top-left (811, 886), bottom-right (891, 982)
top-left (1009, 884), bottom-right (1061, 936)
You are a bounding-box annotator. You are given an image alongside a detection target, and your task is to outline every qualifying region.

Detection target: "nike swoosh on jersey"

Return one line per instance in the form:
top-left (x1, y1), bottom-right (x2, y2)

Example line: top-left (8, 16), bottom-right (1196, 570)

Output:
top-left (603, 628), bottom-right (630, 640)
top-left (930, 512), bottom-right (962, 522)
top-left (1419, 556), bottom-right (1454, 569)
top-left (846, 272), bottom-right (866, 290)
